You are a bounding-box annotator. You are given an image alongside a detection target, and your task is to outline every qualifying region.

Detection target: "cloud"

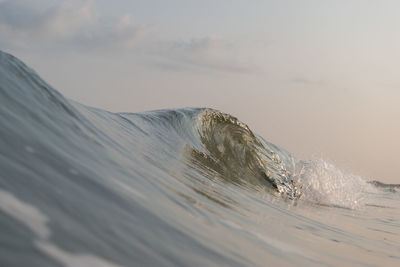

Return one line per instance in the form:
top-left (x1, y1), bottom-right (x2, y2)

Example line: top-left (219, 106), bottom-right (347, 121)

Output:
top-left (0, 0), bottom-right (153, 51)
top-left (0, 1), bottom-right (259, 74)
top-left (41, 0), bottom-right (98, 39)
top-left (150, 37), bottom-right (259, 74)
top-left (168, 37), bottom-right (230, 55)
top-left (291, 77), bottom-right (325, 86)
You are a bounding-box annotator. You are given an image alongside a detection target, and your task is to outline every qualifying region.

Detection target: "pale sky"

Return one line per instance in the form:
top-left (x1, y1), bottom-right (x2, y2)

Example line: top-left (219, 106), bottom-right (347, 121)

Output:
top-left (1, 0), bottom-right (399, 183)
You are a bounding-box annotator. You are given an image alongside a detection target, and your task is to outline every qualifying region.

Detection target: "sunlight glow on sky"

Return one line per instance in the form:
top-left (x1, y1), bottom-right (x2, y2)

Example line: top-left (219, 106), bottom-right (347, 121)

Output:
top-left (1, 0), bottom-right (399, 183)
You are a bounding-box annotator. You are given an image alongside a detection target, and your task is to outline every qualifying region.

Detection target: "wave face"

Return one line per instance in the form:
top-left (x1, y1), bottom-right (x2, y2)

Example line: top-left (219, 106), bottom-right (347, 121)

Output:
top-left (1, 51), bottom-right (400, 266)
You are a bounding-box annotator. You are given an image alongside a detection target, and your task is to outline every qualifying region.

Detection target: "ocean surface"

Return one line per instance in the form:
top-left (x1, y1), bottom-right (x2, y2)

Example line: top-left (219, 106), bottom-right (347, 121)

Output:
top-left (0, 50), bottom-right (399, 266)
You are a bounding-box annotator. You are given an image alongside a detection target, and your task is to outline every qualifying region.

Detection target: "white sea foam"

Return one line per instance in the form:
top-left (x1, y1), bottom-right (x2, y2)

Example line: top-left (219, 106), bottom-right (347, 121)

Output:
top-left (0, 189), bottom-right (50, 239)
top-left (295, 159), bottom-right (373, 209)
top-left (251, 232), bottom-right (313, 260)
top-left (0, 189), bottom-right (121, 267)
top-left (35, 241), bottom-right (121, 267)
top-left (112, 179), bottom-right (146, 199)
top-left (220, 218), bottom-right (312, 260)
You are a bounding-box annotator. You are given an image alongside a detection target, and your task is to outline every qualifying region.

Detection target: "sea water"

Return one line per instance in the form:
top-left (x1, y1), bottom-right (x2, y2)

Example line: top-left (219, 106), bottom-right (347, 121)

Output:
top-left (0, 51), bottom-right (399, 266)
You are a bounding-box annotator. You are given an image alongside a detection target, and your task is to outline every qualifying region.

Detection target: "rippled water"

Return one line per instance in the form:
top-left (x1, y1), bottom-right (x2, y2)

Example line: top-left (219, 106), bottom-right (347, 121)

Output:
top-left (0, 51), bottom-right (399, 266)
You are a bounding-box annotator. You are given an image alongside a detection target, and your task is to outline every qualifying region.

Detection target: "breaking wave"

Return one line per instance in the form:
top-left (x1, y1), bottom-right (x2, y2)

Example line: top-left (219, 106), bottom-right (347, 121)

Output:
top-left (1, 51), bottom-right (398, 266)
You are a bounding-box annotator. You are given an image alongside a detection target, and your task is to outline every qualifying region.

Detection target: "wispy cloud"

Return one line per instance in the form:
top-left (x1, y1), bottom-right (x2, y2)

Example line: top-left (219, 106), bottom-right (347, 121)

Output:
top-left (150, 37), bottom-right (259, 74)
top-left (0, 0), bottom-right (260, 74)
top-left (0, 0), bottom-right (153, 51)
top-left (291, 77), bottom-right (325, 86)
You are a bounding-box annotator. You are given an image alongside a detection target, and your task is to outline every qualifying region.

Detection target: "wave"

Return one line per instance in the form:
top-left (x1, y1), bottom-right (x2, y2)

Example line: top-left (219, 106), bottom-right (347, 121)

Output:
top-left (0, 50), bottom-right (390, 209)
top-left (368, 180), bottom-right (400, 193)
top-left (2, 50), bottom-right (400, 266)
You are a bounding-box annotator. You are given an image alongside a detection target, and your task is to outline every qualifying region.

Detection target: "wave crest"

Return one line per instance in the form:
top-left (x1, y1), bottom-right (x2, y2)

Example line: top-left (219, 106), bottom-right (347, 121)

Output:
top-left (191, 109), bottom-right (300, 198)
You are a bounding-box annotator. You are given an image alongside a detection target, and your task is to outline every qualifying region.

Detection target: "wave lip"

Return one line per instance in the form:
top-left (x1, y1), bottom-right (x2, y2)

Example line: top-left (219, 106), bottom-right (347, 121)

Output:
top-left (194, 109), bottom-right (300, 198)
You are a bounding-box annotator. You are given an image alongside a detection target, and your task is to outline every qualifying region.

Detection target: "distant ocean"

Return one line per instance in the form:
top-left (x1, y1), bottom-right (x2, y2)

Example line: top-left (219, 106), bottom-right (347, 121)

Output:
top-left (0, 51), bottom-right (399, 266)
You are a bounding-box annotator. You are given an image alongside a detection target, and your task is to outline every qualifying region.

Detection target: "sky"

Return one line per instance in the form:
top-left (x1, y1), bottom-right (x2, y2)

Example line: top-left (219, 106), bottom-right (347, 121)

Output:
top-left (1, 0), bottom-right (399, 183)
